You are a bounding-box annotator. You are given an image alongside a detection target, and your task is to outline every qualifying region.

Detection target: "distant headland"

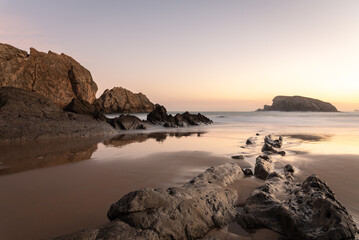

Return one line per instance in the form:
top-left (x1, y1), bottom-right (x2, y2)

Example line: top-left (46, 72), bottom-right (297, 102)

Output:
top-left (257, 95), bottom-right (338, 112)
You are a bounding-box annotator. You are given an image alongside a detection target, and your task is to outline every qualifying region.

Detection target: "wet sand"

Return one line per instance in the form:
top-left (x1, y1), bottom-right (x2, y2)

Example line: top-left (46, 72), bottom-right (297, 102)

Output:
top-left (0, 150), bottom-right (233, 240)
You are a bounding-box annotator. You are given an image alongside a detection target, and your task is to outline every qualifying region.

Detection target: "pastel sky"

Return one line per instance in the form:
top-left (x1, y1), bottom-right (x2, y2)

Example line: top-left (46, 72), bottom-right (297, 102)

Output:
top-left (1, 0), bottom-right (358, 111)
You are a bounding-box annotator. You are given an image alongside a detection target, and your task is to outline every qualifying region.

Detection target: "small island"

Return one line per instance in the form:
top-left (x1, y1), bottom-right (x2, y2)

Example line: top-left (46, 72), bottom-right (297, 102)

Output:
top-left (257, 95), bottom-right (338, 112)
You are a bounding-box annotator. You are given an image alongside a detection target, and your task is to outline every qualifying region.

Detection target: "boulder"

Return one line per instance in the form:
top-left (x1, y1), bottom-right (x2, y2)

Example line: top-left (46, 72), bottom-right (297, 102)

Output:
top-left (257, 96), bottom-right (338, 112)
top-left (0, 87), bottom-right (117, 141)
top-left (243, 169), bottom-right (253, 176)
top-left (239, 172), bottom-right (358, 240)
top-left (246, 137), bottom-right (255, 145)
top-left (254, 155), bottom-right (273, 180)
top-left (94, 87), bottom-right (155, 113)
top-left (55, 163), bottom-right (245, 240)
top-left (147, 104), bottom-right (213, 127)
top-left (106, 115), bottom-right (151, 130)
top-left (0, 43), bottom-right (97, 108)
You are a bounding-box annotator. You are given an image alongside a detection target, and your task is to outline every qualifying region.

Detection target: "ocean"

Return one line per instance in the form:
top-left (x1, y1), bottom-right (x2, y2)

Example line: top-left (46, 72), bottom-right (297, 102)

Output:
top-left (1, 111), bottom-right (358, 239)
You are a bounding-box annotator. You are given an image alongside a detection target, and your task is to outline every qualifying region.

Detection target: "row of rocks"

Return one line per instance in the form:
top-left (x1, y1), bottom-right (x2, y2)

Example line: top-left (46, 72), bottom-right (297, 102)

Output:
top-left (54, 135), bottom-right (358, 239)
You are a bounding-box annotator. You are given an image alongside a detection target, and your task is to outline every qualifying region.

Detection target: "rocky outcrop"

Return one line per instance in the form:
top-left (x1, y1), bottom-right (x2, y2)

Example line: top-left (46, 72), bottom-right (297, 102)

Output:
top-left (64, 98), bottom-right (106, 120)
top-left (0, 43), bottom-right (97, 108)
top-left (254, 155), bottom-right (273, 180)
top-left (147, 104), bottom-right (213, 127)
top-left (257, 96), bottom-right (338, 112)
top-left (94, 87), bottom-right (155, 113)
top-left (261, 135), bottom-right (286, 156)
top-left (0, 87), bottom-right (117, 141)
top-left (106, 114), bottom-right (151, 130)
top-left (55, 163), bottom-right (244, 240)
top-left (239, 170), bottom-right (358, 240)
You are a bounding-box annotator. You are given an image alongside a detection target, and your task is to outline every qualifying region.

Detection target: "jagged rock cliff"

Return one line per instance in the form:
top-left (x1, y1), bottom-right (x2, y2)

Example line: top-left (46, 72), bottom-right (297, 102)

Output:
top-left (94, 87), bottom-right (155, 113)
top-left (257, 96), bottom-right (338, 112)
top-left (0, 43), bottom-right (98, 108)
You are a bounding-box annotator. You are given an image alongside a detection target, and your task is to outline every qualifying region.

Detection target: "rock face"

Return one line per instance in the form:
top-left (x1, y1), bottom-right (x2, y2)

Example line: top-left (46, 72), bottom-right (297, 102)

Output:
top-left (94, 87), bottom-right (155, 113)
top-left (257, 96), bottom-right (338, 112)
top-left (55, 163), bottom-right (244, 240)
top-left (0, 87), bottom-right (117, 141)
top-left (0, 43), bottom-right (97, 108)
top-left (147, 104), bottom-right (213, 127)
top-left (239, 168), bottom-right (358, 239)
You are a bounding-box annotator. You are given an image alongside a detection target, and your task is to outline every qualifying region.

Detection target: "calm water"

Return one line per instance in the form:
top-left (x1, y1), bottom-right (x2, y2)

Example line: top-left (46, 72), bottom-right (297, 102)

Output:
top-left (1, 111), bottom-right (359, 239)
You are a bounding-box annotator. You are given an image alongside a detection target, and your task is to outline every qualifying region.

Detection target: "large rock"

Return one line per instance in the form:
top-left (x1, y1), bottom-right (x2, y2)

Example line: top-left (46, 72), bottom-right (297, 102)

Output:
top-left (0, 87), bottom-right (117, 141)
top-left (257, 96), bottom-right (338, 112)
top-left (94, 87), bottom-right (155, 113)
top-left (55, 163), bottom-right (244, 240)
top-left (147, 104), bottom-right (213, 127)
top-left (0, 43), bottom-right (97, 108)
top-left (239, 170), bottom-right (358, 240)
top-left (254, 155), bottom-right (273, 180)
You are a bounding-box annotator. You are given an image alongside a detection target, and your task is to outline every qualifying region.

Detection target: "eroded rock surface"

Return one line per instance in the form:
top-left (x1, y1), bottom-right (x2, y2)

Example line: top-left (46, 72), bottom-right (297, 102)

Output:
top-left (257, 95), bottom-right (338, 112)
top-left (0, 43), bottom-right (97, 108)
top-left (94, 87), bottom-right (155, 113)
top-left (0, 87), bottom-right (117, 141)
top-left (55, 163), bottom-right (244, 240)
top-left (147, 104), bottom-right (213, 127)
top-left (239, 168), bottom-right (358, 240)
top-left (254, 155), bottom-right (273, 180)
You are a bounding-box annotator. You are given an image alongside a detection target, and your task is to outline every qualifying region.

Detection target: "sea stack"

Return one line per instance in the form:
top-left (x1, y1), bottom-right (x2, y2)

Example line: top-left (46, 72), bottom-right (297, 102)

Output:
top-left (94, 87), bottom-right (155, 113)
top-left (257, 95), bottom-right (338, 112)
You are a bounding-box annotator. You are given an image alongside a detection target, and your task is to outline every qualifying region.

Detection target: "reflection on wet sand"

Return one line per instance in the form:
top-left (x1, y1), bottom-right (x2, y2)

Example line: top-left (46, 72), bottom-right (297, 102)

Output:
top-left (104, 131), bottom-right (205, 147)
top-left (282, 133), bottom-right (332, 142)
top-left (0, 132), bottom-right (206, 175)
top-left (0, 137), bottom-right (100, 175)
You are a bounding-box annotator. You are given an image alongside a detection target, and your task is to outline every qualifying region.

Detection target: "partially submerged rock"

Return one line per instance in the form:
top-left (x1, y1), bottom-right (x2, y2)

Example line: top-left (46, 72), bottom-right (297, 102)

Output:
top-left (246, 137), bottom-right (255, 145)
top-left (106, 114), bottom-right (151, 130)
top-left (257, 95), bottom-right (338, 112)
top-left (147, 104), bottom-right (213, 127)
top-left (55, 163), bottom-right (244, 240)
top-left (0, 43), bottom-right (97, 108)
top-left (94, 87), bottom-right (155, 113)
top-left (261, 135), bottom-right (285, 155)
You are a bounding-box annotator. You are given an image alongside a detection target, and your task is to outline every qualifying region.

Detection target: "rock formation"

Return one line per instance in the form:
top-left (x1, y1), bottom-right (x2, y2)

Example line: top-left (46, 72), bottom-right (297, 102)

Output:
top-left (257, 96), bottom-right (338, 112)
top-left (0, 87), bottom-right (117, 141)
top-left (94, 87), bottom-right (155, 113)
top-left (239, 171), bottom-right (358, 239)
top-left (106, 114), bottom-right (151, 130)
top-left (55, 163), bottom-right (245, 240)
top-left (147, 104), bottom-right (213, 127)
top-left (0, 43), bottom-right (98, 108)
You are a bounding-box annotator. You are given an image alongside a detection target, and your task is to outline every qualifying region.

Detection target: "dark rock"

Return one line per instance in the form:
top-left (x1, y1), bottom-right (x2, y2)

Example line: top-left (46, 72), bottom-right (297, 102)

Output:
top-left (246, 137), bottom-right (255, 145)
top-left (256, 133), bottom-right (260, 136)
top-left (257, 96), bottom-right (338, 112)
top-left (106, 115), bottom-right (151, 130)
top-left (0, 43), bottom-right (97, 108)
top-left (264, 135), bottom-right (283, 148)
top-left (94, 87), bottom-right (155, 114)
top-left (284, 164), bottom-right (294, 173)
top-left (254, 155), bottom-right (273, 180)
top-left (64, 98), bottom-right (106, 120)
top-left (147, 104), bottom-right (213, 127)
top-left (231, 155), bottom-right (245, 160)
top-left (0, 87), bottom-right (117, 141)
top-left (243, 169), bottom-right (253, 176)
top-left (55, 163), bottom-right (245, 240)
top-left (239, 172), bottom-right (358, 240)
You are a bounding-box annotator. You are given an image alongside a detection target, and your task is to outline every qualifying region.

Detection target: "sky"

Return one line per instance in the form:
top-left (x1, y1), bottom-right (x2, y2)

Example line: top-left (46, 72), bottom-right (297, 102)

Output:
top-left (1, 0), bottom-right (358, 111)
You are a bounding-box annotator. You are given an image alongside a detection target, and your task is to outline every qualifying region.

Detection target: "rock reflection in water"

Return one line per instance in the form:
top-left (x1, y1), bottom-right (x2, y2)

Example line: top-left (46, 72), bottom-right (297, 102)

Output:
top-left (104, 131), bottom-right (205, 148)
top-left (0, 137), bottom-right (101, 175)
top-left (0, 132), bottom-right (206, 175)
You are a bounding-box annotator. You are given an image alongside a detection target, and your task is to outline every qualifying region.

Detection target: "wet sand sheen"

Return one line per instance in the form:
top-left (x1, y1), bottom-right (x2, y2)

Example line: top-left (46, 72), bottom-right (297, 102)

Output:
top-left (0, 151), bottom-right (232, 240)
